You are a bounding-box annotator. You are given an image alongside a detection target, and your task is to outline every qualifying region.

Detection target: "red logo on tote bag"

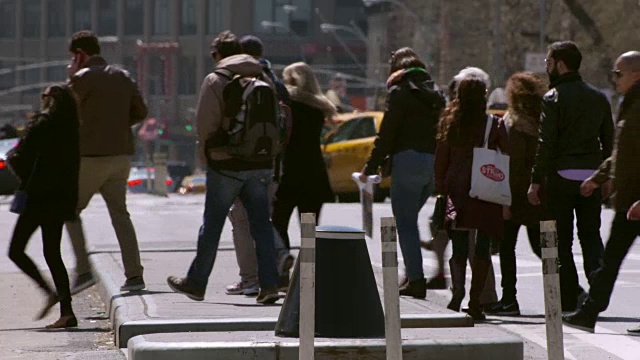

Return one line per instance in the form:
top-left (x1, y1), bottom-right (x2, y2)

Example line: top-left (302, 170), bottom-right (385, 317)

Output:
top-left (480, 164), bottom-right (505, 182)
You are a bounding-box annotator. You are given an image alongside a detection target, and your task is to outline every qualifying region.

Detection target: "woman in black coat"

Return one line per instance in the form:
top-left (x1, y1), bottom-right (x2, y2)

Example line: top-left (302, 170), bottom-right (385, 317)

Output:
top-left (272, 62), bottom-right (337, 249)
top-left (7, 85), bottom-right (80, 328)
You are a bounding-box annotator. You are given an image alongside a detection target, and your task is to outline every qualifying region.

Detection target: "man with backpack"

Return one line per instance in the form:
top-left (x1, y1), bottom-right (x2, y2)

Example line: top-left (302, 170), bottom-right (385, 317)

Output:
top-left (224, 35), bottom-right (294, 297)
top-left (167, 31), bottom-right (280, 304)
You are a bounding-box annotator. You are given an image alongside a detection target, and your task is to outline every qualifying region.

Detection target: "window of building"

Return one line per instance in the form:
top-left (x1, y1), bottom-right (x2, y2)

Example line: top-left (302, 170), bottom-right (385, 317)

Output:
top-left (0, 1), bottom-right (16, 39)
top-left (46, 65), bottom-right (67, 83)
top-left (23, 67), bottom-right (41, 95)
top-left (48, 0), bottom-right (66, 37)
top-left (125, 0), bottom-right (144, 35)
top-left (178, 56), bottom-right (196, 95)
top-left (72, 0), bottom-right (92, 32)
top-left (180, 0), bottom-right (196, 35)
top-left (153, 0), bottom-right (170, 35)
top-left (98, 0), bottom-right (117, 35)
top-left (206, 0), bottom-right (224, 35)
top-left (0, 62), bottom-right (16, 90)
top-left (149, 56), bottom-right (166, 95)
top-left (23, 0), bottom-right (41, 38)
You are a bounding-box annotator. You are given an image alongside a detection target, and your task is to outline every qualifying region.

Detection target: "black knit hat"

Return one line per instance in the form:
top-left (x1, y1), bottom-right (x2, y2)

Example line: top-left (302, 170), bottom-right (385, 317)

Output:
top-left (240, 35), bottom-right (264, 57)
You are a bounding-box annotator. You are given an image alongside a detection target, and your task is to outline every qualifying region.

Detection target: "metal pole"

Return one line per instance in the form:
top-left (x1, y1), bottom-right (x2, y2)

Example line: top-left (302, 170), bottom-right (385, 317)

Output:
top-left (381, 217), bottom-right (402, 360)
top-left (540, 220), bottom-right (565, 360)
top-left (539, 0), bottom-right (545, 52)
top-left (494, 0), bottom-right (503, 86)
top-left (299, 213), bottom-right (316, 360)
top-left (315, 8), bottom-right (367, 74)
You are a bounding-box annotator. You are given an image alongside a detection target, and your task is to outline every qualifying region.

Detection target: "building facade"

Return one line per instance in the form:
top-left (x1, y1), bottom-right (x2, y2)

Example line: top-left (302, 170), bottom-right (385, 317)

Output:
top-left (0, 0), bottom-right (368, 133)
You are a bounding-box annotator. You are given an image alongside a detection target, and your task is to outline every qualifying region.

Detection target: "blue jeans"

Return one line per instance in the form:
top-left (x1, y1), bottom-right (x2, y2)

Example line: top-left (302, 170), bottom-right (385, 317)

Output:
top-left (187, 168), bottom-right (279, 291)
top-left (391, 150), bottom-right (435, 282)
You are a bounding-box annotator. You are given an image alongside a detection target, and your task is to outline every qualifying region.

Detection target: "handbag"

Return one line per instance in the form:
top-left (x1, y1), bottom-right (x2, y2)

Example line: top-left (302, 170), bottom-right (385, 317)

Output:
top-left (431, 195), bottom-right (447, 231)
top-left (469, 116), bottom-right (512, 206)
top-left (8, 156), bottom-right (39, 215)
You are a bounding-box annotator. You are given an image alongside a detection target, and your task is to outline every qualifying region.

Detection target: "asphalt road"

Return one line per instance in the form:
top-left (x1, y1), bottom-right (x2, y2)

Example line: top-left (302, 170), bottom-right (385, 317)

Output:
top-left (0, 193), bottom-right (639, 359)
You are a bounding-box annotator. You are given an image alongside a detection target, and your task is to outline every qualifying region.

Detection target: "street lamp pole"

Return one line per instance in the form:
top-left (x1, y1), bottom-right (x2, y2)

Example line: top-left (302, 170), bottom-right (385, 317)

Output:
top-left (315, 8), bottom-right (367, 74)
top-left (320, 23), bottom-right (368, 44)
top-left (260, 21), bottom-right (307, 62)
top-left (539, 0), bottom-right (545, 52)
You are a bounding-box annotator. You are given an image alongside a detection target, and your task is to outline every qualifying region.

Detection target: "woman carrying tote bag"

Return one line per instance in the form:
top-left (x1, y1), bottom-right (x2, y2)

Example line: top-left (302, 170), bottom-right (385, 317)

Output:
top-left (434, 78), bottom-right (509, 320)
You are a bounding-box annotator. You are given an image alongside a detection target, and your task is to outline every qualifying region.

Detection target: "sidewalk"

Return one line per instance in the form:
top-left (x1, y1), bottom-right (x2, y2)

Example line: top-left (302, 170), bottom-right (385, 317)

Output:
top-left (90, 246), bottom-right (473, 348)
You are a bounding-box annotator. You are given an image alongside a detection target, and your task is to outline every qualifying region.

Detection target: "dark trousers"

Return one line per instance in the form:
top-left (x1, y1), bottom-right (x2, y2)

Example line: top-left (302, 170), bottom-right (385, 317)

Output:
top-left (450, 229), bottom-right (492, 261)
top-left (499, 220), bottom-right (542, 301)
top-left (271, 195), bottom-right (323, 249)
top-left (8, 210), bottom-right (73, 316)
top-left (548, 175), bottom-right (604, 309)
top-left (586, 212), bottom-right (640, 312)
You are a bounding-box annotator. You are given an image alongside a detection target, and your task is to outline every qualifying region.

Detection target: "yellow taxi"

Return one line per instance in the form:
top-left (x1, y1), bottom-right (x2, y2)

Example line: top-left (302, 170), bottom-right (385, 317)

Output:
top-left (322, 111), bottom-right (390, 202)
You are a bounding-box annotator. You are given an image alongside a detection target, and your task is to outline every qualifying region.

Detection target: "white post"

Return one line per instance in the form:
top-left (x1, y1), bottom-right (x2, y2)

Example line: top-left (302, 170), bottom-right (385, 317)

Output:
top-left (153, 152), bottom-right (168, 196)
top-left (540, 220), bottom-right (564, 360)
top-left (299, 213), bottom-right (316, 360)
top-left (381, 217), bottom-right (402, 360)
top-left (352, 172), bottom-right (381, 238)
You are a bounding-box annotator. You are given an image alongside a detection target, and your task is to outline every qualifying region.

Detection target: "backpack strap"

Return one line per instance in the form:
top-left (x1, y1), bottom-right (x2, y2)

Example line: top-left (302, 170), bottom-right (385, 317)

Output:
top-left (214, 68), bottom-right (234, 80)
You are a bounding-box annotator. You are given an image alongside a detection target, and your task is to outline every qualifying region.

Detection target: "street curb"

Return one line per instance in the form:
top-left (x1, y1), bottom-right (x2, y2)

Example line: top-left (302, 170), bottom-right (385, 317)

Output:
top-left (117, 313), bottom-right (473, 348)
top-left (128, 331), bottom-right (524, 360)
top-left (90, 253), bottom-right (473, 348)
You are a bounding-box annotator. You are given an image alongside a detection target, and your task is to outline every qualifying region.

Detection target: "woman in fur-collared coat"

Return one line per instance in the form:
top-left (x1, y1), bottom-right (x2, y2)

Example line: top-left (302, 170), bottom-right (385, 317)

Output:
top-left (485, 72), bottom-right (552, 316)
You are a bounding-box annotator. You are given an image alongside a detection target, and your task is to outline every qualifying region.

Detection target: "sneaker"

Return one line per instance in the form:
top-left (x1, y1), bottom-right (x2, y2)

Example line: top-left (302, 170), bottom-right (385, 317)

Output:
top-left (485, 300), bottom-right (521, 316)
top-left (627, 325), bottom-right (640, 336)
top-left (563, 308), bottom-right (597, 333)
top-left (399, 278), bottom-right (427, 299)
top-left (278, 254), bottom-right (295, 276)
top-left (465, 307), bottom-right (487, 321)
top-left (70, 272), bottom-right (96, 295)
top-left (224, 281), bottom-right (259, 296)
top-left (256, 287), bottom-right (280, 304)
top-left (167, 276), bottom-right (205, 301)
top-left (425, 275), bottom-right (446, 290)
top-left (277, 274), bottom-right (290, 292)
top-left (120, 276), bottom-right (146, 291)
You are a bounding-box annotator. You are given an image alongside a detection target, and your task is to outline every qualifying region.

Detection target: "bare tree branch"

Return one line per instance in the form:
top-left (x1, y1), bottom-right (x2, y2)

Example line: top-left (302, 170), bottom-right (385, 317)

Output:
top-left (561, 0), bottom-right (605, 46)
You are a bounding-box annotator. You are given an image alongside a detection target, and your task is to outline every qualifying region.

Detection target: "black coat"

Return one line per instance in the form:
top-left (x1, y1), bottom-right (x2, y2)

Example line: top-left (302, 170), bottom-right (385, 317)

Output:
top-left (276, 100), bottom-right (333, 203)
top-left (364, 70), bottom-right (445, 175)
top-left (531, 72), bottom-right (614, 184)
top-left (7, 112), bottom-right (80, 220)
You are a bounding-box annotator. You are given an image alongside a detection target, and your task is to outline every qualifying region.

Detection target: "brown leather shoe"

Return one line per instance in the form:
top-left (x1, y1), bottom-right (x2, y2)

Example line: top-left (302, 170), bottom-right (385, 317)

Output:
top-left (45, 315), bottom-right (78, 329)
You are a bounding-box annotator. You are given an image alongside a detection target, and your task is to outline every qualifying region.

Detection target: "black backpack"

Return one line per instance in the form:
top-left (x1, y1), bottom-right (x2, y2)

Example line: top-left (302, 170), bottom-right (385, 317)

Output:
top-left (215, 69), bottom-right (281, 162)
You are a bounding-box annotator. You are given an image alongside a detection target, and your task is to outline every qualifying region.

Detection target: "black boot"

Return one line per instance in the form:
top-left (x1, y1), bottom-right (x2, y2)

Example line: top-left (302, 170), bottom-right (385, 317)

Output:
top-left (399, 278), bottom-right (427, 299)
top-left (563, 303), bottom-right (598, 333)
top-left (447, 257), bottom-right (467, 311)
top-left (467, 257), bottom-right (490, 321)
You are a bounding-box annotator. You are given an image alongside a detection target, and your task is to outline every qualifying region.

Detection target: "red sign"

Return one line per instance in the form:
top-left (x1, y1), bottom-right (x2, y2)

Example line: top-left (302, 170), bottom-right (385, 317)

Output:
top-left (481, 164), bottom-right (505, 182)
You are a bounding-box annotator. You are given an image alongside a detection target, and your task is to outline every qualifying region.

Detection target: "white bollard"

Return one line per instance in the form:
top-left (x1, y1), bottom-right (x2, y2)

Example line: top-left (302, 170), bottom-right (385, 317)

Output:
top-left (153, 152), bottom-right (168, 196)
top-left (299, 213), bottom-right (316, 360)
top-left (540, 220), bottom-right (564, 360)
top-left (381, 217), bottom-right (403, 360)
top-left (352, 172), bottom-right (381, 238)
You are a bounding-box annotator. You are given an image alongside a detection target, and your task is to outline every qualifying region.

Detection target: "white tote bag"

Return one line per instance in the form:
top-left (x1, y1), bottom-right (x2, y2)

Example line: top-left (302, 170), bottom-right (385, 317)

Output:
top-left (469, 116), bottom-right (512, 206)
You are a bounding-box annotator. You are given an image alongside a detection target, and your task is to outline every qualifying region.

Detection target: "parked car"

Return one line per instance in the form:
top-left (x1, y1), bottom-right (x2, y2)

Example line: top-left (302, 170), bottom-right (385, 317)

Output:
top-left (130, 160), bottom-right (193, 193)
top-left (321, 111), bottom-right (390, 202)
top-left (178, 174), bottom-right (207, 194)
top-left (0, 138), bottom-right (19, 196)
top-left (127, 167), bottom-right (175, 193)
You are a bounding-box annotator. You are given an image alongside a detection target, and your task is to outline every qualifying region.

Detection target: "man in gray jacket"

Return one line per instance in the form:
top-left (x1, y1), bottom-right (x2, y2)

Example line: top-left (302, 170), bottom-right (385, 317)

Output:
top-left (65, 31), bottom-right (147, 293)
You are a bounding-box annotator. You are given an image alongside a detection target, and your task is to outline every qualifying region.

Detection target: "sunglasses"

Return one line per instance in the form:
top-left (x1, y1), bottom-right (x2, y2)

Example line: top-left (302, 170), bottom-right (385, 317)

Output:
top-left (611, 69), bottom-right (623, 80)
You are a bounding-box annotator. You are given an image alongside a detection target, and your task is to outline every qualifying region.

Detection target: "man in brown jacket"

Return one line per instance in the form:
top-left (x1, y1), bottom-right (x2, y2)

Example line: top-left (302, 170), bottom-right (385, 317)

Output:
top-left (563, 51), bottom-right (640, 334)
top-left (65, 31), bottom-right (148, 293)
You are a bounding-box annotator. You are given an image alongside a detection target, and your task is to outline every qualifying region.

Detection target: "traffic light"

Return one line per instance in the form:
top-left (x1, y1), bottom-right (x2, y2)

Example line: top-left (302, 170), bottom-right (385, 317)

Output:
top-left (185, 124), bottom-right (193, 132)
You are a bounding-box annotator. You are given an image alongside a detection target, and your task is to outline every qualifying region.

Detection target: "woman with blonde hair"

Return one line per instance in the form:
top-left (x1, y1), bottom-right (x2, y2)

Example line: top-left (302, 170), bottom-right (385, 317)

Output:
top-left (272, 62), bottom-right (336, 248)
top-left (485, 72), bottom-right (550, 316)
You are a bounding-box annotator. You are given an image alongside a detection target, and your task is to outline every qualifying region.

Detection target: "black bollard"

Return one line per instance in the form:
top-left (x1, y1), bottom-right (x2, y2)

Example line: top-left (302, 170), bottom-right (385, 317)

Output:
top-left (275, 225), bottom-right (385, 338)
